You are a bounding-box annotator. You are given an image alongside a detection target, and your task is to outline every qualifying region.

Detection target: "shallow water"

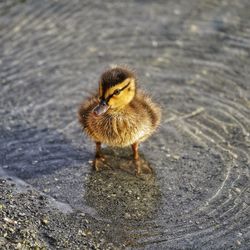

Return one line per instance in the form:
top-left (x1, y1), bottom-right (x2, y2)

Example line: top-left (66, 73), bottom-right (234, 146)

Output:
top-left (0, 0), bottom-right (249, 249)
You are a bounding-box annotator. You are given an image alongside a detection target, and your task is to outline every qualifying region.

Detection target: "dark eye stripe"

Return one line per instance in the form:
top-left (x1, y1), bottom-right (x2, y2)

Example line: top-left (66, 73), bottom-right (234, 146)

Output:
top-left (119, 81), bottom-right (130, 92)
top-left (102, 81), bottom-right (131, 103)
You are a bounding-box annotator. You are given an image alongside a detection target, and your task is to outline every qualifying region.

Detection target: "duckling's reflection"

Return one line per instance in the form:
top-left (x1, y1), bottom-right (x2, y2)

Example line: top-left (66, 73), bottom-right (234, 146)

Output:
top-left (84, 147), bottom-right (161, 245)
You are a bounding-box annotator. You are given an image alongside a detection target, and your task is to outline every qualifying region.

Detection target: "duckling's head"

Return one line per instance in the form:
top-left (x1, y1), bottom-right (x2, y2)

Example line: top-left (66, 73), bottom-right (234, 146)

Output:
top-left (93, 66), bottom-right (136, 116)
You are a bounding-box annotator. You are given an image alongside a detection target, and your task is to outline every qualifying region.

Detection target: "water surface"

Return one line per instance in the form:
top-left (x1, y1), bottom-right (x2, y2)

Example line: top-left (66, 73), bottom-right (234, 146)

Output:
top-left (0, 0), bottom-right (249, 248)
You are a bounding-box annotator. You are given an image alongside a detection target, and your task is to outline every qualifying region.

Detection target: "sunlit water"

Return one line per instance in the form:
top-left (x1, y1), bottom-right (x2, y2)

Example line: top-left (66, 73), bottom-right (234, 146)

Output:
top-left (0, 0), bottom-right (249, 249)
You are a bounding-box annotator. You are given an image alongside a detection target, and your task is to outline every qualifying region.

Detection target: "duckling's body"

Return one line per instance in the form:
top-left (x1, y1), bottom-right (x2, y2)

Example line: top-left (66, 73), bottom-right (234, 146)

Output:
top-left (78, 66), bottom-right (161, 174)
top-left (79, 90), bottom-right (160, 147)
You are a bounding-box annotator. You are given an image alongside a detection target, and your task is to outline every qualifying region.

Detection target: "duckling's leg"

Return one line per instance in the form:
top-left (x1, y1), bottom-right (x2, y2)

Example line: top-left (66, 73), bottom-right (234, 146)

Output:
top-left (93, 141), bottom-right (106, 171)
top-left (132, 142), bottom-right (139, 160)
top-left (132, 142), bottom-right (153, 176)
top-left (132, 142), bottom-right (142, 175)
top-left (95, 141), bottom-right (102, 158)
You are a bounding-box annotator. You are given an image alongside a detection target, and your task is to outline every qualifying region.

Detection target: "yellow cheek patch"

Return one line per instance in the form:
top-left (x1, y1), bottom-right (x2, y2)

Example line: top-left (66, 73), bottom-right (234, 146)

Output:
top-left (104, 78), bottom-right (132, 98)
top-left (106, 79), bottom-right (135, 109)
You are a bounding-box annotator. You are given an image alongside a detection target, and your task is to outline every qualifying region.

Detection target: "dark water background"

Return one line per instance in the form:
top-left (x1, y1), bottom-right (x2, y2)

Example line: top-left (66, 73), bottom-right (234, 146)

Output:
top-left (0, 0), bottom-right (249, 249)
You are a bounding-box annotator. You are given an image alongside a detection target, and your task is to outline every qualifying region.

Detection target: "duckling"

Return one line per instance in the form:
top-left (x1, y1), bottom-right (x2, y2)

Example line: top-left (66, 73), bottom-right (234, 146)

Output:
top-left (78, 66), bottom-right (161, 175)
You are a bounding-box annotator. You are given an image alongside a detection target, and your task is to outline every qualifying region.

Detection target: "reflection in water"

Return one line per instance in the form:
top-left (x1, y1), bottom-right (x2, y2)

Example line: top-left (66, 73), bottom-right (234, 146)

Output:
top-left (84, 148), bottom-right (161, 246)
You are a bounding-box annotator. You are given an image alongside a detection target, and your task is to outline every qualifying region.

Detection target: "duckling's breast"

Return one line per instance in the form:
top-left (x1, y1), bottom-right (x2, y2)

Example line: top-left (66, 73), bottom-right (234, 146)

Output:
top-left (86, 111), bottom-right (151, 147)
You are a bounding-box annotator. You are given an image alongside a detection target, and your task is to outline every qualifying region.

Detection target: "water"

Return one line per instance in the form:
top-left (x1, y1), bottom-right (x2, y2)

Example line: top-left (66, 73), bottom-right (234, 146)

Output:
top-left (0, 0), bottom-right (249, 248)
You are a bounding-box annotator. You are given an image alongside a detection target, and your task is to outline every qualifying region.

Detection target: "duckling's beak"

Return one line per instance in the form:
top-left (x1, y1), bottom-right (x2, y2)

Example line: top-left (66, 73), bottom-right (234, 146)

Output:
top-left (92, 99), bottom-right (109, 116)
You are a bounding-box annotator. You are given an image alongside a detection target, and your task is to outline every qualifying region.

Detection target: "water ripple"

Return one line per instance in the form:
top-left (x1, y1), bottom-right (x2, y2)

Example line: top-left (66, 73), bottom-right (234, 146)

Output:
top-left (0, 0), bottom-right (249, 248)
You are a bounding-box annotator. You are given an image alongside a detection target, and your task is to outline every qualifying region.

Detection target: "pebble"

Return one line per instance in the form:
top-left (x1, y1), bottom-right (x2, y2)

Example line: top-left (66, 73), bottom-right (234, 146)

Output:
top-left (172, 155), bottom-right (180, 160)
top-left (152, 40), bottom-right (158, 47)
top-left (124, 213), bottom-right (131, 219)
top-left (190, 24), bottom-right (199, 33)
top-left (236, 240), bottom-right (241, 245)
top-left (4, 217), bottom-right (17, 225)
top-left (41, 218), bottom-right (49, 225)
top-left (16, 243), bottom-right (22, 249)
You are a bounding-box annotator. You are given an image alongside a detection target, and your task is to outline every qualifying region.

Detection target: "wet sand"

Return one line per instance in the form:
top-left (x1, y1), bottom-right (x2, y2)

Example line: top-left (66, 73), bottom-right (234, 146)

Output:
top-left (0, 0), bottom-right (249, 249)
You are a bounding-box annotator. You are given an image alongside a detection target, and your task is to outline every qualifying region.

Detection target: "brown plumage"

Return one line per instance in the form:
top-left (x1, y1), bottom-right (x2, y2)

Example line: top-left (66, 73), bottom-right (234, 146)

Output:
top-left (78, 66), bottom-right (161, 174)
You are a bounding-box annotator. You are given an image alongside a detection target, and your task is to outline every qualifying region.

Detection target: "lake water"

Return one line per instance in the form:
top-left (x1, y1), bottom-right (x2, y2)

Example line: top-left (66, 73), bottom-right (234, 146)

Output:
top-left (0, 0), bottom-right (249, 248)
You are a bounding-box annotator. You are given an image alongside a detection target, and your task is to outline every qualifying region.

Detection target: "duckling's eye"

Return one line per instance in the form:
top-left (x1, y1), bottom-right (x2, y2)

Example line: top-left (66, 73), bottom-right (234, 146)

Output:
top-left (113, 89), bottom-right (121, 96)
